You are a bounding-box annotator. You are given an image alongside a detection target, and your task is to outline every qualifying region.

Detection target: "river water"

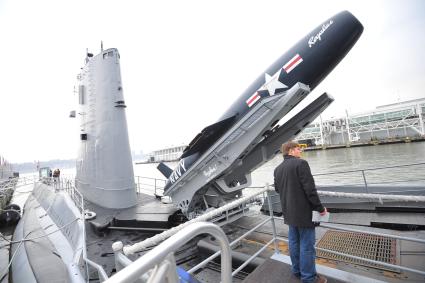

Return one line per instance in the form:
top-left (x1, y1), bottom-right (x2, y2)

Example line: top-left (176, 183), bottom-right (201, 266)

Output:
top-left (21, 142), bottom-right (425, 188)
top-left (251, 142), bottom-right (425, 187)
top-left (134, 142), bottom-right (425, 188)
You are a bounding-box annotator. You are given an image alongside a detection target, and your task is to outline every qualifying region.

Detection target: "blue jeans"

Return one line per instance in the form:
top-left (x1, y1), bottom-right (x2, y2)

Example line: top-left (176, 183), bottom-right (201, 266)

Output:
top-left (288, 225), bottom-right (317, 283)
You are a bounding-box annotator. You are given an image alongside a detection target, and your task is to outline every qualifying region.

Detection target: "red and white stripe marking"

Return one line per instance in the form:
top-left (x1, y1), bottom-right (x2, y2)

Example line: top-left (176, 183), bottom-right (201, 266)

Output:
top-left (283, 54), bottom-right (303, 73)
top-left (246, 92), bottom-right (260, 107)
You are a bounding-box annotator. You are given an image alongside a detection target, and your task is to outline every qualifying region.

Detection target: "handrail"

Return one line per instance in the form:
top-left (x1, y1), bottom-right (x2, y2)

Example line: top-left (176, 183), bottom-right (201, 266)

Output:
top-left (250, 185), bottom-right (425, 278)
top-left (108, 222), bottom-right (232, 283)
top-left (122, 187), bottom-right (267, 255)
top-left (311, 161), bottom-right (425, 193)
top-left (134, 176), bottom-right (166, 196)
top-left (61, 178), bottom-right (109, 281)
top-left (188, 216), bottom-right (271, 274)
top-left (113, 183), bottom-right (425, 281)
top-left (313, 161), bottom-right (425, 176)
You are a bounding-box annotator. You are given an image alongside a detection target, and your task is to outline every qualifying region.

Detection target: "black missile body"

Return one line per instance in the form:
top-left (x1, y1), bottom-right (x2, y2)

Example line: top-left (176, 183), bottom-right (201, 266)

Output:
top-left (159, 10), bottom-right (363, 193)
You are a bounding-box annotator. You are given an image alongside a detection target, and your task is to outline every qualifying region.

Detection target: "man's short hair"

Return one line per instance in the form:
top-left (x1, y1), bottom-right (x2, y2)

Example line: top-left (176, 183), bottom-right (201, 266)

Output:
top-left (281, 141), bottom-right (299, 155)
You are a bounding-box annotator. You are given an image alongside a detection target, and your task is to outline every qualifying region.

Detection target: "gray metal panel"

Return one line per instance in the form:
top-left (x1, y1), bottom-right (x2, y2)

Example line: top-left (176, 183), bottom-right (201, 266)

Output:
top-left (0, 235), bottom-right (11, 283)
top-left (12, 195), bottom-right (67, 283)
top-left (33, 184), bottom-right (85, 255)
top-left (270, 253), bottom-right (387, 283)
top-left (116, 204), bottom-right (177, 223)
top-left (244, 257), bottom-right (345, 283)
top-left (12, 184), bottom-right (87, 283)
top-left (22, 196), bottom-right (70, 283)
top-left (11, 214), bottom-right (37, 283)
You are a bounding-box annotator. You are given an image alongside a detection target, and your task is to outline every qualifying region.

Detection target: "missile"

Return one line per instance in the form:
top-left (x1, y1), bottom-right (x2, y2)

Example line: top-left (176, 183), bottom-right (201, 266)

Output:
top-left (157, 10), bottom-right (363, 216)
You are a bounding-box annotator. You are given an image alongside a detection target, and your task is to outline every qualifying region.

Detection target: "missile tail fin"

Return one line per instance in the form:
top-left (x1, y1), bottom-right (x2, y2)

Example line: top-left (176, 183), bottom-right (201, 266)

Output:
top-left (157, 162), bottom-right (173, 178)
top-left (181, 115), bottom-right (236, 158)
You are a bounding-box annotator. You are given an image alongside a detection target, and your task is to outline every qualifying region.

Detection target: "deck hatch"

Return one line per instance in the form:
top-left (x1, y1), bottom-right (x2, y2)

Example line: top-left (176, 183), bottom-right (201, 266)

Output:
top-left (316, 230), bottom-right (398, 272)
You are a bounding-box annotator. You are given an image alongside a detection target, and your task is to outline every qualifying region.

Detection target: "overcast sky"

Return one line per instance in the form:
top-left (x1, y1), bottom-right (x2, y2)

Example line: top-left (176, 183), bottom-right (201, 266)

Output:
top-left (1, 0), bottom-right (424, 163)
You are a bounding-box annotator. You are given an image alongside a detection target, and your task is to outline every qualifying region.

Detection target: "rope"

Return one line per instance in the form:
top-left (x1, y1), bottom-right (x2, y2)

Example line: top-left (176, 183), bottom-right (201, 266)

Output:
top-left (0, 217), bottom-right (80, 246)
top-left (122, 184), bottom-right (425, 255)
top-left (122, 187), bottom-right (269, 255)
top-left (318, 190), bottom-right (425, 202)
top-left (0, 240), bottom-right (23, 281)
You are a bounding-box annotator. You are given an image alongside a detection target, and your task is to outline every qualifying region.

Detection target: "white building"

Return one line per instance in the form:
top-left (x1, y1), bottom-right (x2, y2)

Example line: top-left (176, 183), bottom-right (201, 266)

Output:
top-left (296, 98), bottom-right (425, 146)
top-left (147, 145), bottom-right (187, 162)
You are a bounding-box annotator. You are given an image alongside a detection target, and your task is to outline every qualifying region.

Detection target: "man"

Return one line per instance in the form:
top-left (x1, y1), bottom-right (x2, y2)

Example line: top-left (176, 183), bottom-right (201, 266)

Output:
top-left (274, 141), bottom-right (327, 283)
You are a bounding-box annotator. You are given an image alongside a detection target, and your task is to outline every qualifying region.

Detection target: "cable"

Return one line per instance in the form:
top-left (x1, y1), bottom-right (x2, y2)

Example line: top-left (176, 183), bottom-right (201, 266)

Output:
top-left (0, 208), bottom-right (20, 213)
top-left (0, 216), bottom-right (81, 280)
top-left (12, 217), bottom-right (80, 244)
top-left (0, 237), bottom-right (24, 279)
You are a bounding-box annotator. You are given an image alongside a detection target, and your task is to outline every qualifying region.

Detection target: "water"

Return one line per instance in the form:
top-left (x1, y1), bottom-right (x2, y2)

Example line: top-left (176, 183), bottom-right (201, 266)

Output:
top-left (134, 142), bottom-right (425, 188)
top-left (251, 142), bottom-right (425, 187)
top-left (19, 142), bottom-right (425, 188)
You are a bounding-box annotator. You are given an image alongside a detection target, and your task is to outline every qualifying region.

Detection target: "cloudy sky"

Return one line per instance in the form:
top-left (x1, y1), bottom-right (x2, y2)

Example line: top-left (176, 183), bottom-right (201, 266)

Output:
top-left (1, 0), bottom-right (424, 163)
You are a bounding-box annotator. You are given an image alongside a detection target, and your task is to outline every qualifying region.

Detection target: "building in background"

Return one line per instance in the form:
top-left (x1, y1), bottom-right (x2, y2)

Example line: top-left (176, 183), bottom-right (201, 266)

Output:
top-left (146, 145), bottom-right (187, 162)
top-left (296, 98), bottom-right (425, 146)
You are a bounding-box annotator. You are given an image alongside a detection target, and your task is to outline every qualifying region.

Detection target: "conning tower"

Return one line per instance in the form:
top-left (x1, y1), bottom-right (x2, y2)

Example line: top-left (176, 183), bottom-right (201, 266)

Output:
top-left (75, 48), bottom-right (136, 209)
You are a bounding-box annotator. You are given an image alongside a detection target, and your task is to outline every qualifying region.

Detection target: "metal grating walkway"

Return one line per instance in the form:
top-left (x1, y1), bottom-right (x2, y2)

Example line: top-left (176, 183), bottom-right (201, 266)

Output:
top-left (316, 230), bottom-right (397, 272)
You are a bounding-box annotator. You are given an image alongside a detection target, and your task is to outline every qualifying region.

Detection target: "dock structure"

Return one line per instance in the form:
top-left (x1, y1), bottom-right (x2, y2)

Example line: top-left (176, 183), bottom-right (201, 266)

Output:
top-left (143, 145), bottom-right (187, 163)
top-left (296, 98), bottom-right (425, 147)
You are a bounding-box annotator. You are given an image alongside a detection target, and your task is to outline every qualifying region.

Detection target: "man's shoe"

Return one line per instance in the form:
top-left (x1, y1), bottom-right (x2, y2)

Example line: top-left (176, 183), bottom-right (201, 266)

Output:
top-left (290, 272), bottom-right (301, 280)
top-left (314, 275), bottom-right (327, 283)
top-left (289, 273), bottom-right (301, 282)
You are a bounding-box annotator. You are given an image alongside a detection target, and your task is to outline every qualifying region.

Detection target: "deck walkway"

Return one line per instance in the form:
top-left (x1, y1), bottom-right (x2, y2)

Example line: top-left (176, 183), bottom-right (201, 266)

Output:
top-left (243, 253), bottom-right (386, 283)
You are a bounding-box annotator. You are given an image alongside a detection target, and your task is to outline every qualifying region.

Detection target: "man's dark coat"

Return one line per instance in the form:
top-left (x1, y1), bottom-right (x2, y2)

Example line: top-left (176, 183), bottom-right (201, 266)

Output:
top-left (274, 155), bottom-right (325, 228)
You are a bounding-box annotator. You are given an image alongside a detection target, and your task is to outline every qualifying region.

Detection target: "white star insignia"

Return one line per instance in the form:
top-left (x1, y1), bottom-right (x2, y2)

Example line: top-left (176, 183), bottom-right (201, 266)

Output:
top-left (261, 69), bottom-right (287, 96)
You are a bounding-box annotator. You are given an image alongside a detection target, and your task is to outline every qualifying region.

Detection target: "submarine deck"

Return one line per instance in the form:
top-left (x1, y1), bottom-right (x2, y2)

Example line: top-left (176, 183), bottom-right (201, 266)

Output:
top-left (85, 191), bottom-right (179, 232)
top-left (198, 212), bottom-right (425, 283)
top-left (180, 211), bottom-right (414, 282)
top-left (243, 257), bottom-right (346, 283)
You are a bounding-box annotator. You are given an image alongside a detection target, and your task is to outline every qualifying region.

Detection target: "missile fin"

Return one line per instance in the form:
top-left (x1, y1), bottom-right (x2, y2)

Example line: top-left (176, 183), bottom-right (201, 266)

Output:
top-left (181, 115), bottom-right (236, 158)
top-left (157, 162), bottom-right (173, 178)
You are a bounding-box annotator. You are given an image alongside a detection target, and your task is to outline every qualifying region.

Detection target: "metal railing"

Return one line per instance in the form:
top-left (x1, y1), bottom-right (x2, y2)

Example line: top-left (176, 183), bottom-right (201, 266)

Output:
top-left (60, 178), bottom-right (109, 281)
top-left (110, 183), bottom-right (425, 282)
top-left (134, 176), bottom-right (166, 196)
top-left (109, 222), bottom-right (232, 283)
top-left (16, 176), bottom-right (109, 282)
top-left (313, 162), bottom-right (425, 191)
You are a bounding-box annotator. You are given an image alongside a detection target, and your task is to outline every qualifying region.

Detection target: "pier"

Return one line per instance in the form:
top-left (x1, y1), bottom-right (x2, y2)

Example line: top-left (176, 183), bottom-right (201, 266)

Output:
top-left (303, 136), bottom-right (425, 151)
top-left (296, 98), bottom-right (425, 148)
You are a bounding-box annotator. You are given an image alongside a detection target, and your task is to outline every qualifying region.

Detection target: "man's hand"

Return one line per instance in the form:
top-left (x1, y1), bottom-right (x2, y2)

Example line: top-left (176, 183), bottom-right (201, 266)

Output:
top-left (320, 207), bottom-right (327, 216)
